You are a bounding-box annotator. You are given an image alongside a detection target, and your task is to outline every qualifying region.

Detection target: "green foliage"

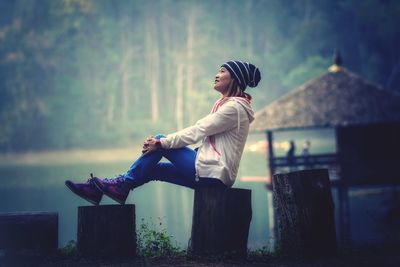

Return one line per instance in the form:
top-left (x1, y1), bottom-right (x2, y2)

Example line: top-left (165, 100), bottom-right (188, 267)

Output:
top-left (137, 218), bottom-right (184, 257)
top-left (1, 0), bottom-right (399, 152)
top-left (248, 245), bottom-right (271, 258)
top-left (57, 218), bottom-right (184, 259)
top-left (58, 239), bottom-right (77, 258)
top-left (248, 245), bottom-right (287, 260)
top-left (283, 56), bottom-right (330, 89)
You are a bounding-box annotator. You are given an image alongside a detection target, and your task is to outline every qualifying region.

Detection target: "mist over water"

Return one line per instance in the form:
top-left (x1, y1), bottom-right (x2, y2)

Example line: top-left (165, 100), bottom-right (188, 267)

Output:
top-left (1, 0), bottom-right (399, 152)
top-left (1, 142), bottom-right (398, 249)
top-left (0, 163), bottom-right (271, 249)
top-left (0, 0), bottom-right (399, 251)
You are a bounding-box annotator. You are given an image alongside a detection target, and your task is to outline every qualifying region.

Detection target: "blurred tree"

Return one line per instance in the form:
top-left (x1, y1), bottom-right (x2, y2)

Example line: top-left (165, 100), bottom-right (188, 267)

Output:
top-left (0, 0), bottom-right (399, 152)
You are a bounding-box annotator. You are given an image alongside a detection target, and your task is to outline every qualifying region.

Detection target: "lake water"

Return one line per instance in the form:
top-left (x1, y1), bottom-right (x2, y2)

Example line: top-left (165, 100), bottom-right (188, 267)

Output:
top-left (0, 155), bottom-right (273, 250)
top-left (0, 133), bottom-right (398, 250)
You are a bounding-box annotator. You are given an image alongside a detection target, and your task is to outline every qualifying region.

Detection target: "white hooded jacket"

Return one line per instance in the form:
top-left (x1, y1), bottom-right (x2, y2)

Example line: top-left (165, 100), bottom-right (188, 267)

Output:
top-left (159, 97), bottom-right (254, 187)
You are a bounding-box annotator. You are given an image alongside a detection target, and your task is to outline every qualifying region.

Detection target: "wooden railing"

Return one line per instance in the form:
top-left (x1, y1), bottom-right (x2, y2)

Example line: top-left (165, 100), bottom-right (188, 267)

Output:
top-left (272, 153), bottom-right (337, 167)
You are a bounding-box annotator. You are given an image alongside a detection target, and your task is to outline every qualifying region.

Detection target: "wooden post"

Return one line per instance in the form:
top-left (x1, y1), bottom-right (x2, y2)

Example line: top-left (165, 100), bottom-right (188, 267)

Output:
top-left (267, 130), bottom-right (275, 177)
top-left (337, 181), bottom-right (351, 246)
top-left (77, 205), bottom-right (136, 258)
top-left (0, 212), bottom-right (58, 252)
top-left (189, 187), bottom-right (252, 258)
top-left (266, 130), bottom-right (278, 249)
top-left (272, 169), bottom-right (337, 258)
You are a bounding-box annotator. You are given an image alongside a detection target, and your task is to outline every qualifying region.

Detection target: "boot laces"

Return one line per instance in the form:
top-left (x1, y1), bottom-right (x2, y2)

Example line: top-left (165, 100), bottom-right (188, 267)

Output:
top-left (85, 173), bottom-right (95, 184)
top-left (104, 174), bottom-right (125, 184)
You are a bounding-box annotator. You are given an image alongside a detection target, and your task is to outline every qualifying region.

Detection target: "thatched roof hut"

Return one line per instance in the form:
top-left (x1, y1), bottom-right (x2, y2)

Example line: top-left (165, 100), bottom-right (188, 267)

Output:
top-left (254, 57), bottom-right (400, 246)
top-left (251, 67), bottom-right (400, 132)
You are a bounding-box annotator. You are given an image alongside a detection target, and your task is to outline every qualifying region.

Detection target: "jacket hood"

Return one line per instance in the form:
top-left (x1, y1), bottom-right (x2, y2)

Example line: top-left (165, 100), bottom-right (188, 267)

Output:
top-left (230, 97), bottom-right (255, 123)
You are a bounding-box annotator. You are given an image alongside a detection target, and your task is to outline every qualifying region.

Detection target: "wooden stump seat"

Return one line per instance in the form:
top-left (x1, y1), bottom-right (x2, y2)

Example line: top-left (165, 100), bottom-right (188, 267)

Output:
top-left (0, 212), bottom-right (58, 253)
top-left (272, 169), bottom-right (337, 259)
top-left (77, 204), bottom-right (136, 258)
top-left (189, 187), bottom-right (252, 258)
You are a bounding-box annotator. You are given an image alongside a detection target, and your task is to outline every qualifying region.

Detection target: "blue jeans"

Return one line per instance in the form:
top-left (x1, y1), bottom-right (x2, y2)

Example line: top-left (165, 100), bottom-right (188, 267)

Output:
top-left (123, 135), bottom-right (226, 189)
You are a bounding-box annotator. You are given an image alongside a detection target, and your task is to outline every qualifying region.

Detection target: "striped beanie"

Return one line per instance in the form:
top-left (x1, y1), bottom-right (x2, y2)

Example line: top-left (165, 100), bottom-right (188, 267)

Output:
top-left (221, 60), bottom-right (261, 90)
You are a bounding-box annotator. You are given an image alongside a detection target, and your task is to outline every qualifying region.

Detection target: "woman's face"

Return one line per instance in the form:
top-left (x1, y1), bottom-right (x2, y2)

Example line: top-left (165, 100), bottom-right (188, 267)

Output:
top-left (214, 67), bottom-right (232, 94)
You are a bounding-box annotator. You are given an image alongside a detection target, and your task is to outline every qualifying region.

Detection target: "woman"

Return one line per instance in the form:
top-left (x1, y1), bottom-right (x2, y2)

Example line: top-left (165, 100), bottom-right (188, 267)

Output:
top-left (65, 60), bottom-right (261, 205)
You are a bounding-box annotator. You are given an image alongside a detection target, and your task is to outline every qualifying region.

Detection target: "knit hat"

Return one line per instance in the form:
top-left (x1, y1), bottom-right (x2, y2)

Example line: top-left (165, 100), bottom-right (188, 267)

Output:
top-left (221, 60), bottom-right (261, 90)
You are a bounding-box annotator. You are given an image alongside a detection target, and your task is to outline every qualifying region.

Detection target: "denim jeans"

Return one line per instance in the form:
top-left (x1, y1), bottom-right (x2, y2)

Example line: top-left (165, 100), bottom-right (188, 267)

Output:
top-left (123, 134), bottom-right (227, 189)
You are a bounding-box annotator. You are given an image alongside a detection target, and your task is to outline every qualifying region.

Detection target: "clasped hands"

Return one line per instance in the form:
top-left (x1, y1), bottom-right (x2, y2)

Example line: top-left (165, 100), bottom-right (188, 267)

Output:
top-left (142, 136), bottom-right (161, 155)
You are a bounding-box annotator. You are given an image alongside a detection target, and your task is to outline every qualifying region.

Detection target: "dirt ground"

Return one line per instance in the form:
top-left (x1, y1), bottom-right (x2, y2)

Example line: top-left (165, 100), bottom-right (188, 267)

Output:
top-left (1, 246), bottom-right (400, 267)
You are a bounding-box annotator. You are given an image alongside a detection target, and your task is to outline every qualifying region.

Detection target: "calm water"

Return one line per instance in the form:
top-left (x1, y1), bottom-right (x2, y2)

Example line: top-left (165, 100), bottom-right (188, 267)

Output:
top-left (0, 132), bottom-right (398, 249)
top-left (0, 158), bottom-right (272, 249)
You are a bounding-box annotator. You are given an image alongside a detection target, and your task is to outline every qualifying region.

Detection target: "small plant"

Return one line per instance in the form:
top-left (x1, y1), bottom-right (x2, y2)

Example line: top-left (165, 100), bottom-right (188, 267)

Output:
top-left (247, 244), bottom-right (288, 261)
top-left (248, 245), bottom-right (271, 258)
top-left (58, 240), bottom-right (77, 258)
top-left (137, 217), bottom-right (184, 257)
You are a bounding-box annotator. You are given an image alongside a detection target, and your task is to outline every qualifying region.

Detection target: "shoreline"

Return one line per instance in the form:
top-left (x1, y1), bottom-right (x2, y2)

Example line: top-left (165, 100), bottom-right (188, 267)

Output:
top-left (0, 147), bottom-right (143, 166)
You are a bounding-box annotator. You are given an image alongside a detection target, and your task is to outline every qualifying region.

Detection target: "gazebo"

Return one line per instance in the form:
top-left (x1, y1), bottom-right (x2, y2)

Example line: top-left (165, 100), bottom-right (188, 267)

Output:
top-left (251, 53), bottom-right (400, 244)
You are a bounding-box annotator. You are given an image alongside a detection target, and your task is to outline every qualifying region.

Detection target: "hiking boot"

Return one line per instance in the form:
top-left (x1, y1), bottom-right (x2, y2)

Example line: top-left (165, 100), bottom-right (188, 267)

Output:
top-left (65, 174), bottom-right (103, 205)
top-left (92, 175), bottom-right (134, 205)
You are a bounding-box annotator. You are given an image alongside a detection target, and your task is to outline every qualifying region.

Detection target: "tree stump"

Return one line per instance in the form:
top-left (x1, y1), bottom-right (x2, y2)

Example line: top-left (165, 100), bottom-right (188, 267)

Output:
top-left (0, 212), bottom-right (58, 252)
top-left (77, 205), bottom-right (136, 258)
top-left (189, 187), bottom-right (252, 258)
top-left (272, 169), bottom-right (337, 258)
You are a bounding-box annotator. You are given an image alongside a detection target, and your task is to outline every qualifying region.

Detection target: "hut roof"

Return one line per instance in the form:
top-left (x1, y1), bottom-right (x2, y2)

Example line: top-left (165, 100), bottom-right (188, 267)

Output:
top-left (251, 67), bottom-right (400, 132)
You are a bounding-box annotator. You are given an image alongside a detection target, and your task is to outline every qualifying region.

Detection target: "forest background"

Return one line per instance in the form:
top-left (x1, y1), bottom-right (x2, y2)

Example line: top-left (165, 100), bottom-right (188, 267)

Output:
top-left (1, 0), bottom-right (399, 152)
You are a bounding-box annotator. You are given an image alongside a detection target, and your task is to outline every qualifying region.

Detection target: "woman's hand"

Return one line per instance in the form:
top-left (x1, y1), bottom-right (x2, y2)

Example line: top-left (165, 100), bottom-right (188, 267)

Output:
top-left (142, 137), bottom-right (162, 155)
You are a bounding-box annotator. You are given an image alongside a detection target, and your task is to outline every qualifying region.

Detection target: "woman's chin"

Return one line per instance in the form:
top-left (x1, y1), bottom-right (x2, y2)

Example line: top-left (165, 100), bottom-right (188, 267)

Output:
top-left (214, 84), bottom-right (222, 91)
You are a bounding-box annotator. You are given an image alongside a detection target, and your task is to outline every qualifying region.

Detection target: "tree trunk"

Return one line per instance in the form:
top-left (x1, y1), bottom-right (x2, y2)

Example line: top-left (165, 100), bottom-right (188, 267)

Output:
top-left (189, 187), bottom-right (252, 258)
top-left (145, 16), bottom-right (160, 122)
top-left (161, 12), bottom-right (173, 121)
top-left (245, 1), bottom-right (253, 58)
top-left (0, 212), bottom-right (58, 252)
top-left (149, 18), bottom-right (160, 122)
top-left (176, 63), bottom-right (184, 130)
top-left (272, 169), bottom-right (337, 259)
top-left (185, 7), bottom-right (197, 124)
top-left (119, 45), bottom-right (135, 122)
top-left (77, 205), bottom-right (136, 259)
top-left (106, 94), bottom-right (115, 125)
